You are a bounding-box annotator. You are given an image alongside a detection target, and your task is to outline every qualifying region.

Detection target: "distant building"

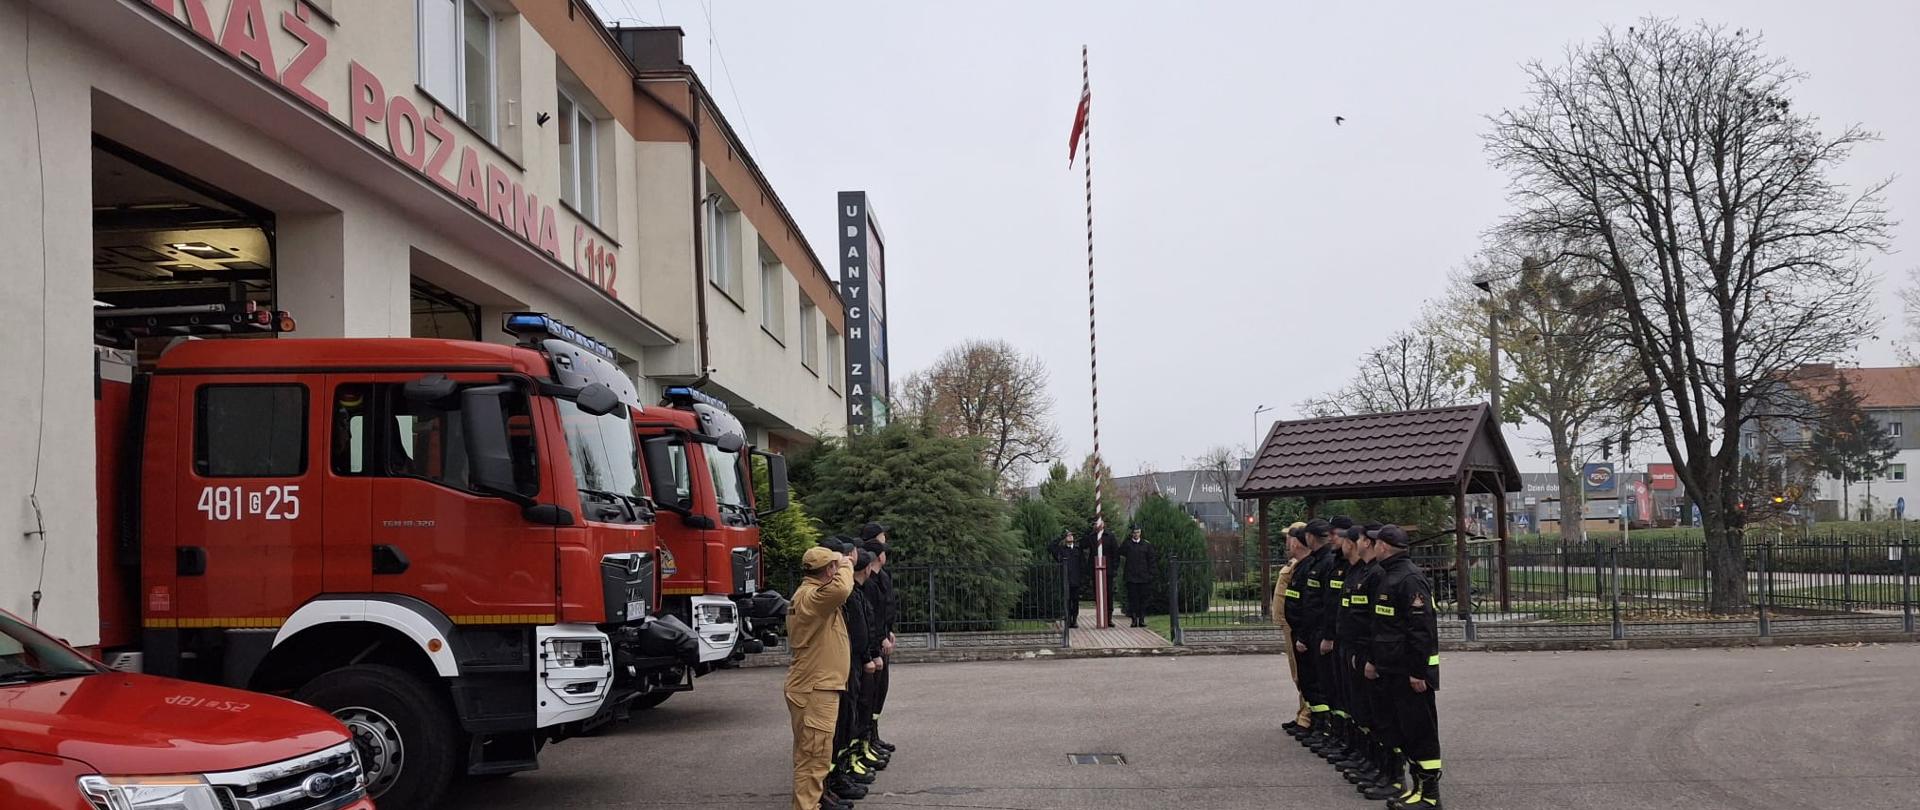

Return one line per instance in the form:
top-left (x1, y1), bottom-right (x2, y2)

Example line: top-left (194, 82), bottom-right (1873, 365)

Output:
top-left (1746, 364), bottom-right (1920, 521)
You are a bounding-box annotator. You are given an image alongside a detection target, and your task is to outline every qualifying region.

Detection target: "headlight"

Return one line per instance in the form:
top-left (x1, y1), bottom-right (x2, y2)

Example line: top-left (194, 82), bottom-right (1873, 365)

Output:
top-left (547, 638), bottom-right (606, 668)
top-left (78, 775), bottom-right (224, 810)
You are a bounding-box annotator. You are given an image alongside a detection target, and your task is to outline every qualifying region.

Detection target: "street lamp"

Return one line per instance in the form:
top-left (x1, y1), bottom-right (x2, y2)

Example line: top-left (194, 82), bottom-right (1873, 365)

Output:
top-left (1471, 275), bottom-right (1500, 418)
top-left (1249, 404), bottom-right (1273, 526)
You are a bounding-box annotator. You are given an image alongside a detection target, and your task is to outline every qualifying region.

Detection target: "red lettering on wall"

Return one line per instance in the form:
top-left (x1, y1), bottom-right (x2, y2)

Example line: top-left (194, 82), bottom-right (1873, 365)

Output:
top-left (146, 0), bottom-right (217, 41)
top-left (603, 253), bottom-right (617, 298)
top-left (512, 184), bottom-right (538, 242)
top-left (217, 0), bottom-right (277, 81)
top-left (485, 165), bottom-right (513, 228)
top-left (454, 147), bottom-right (484, 210)
top-left (347, 60), bottom-right (384, 137)
top-left (538, 208), bottom-right (560, 258)
top-left (278, 9), bottom-right (329, 112)
top-left (422, 110), bottom-right (456, 192)
top-left (386, 96), bottom-right (426, 170)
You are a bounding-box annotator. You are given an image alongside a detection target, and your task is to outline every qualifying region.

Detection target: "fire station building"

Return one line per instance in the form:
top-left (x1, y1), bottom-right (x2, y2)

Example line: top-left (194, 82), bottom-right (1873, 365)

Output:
top-left (0, 0), bottom-right (847, 645)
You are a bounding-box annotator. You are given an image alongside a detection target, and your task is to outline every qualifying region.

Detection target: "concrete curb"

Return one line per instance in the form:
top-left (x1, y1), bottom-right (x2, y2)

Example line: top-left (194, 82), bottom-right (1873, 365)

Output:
top-left (732, 632), bottom-right (1920, 667)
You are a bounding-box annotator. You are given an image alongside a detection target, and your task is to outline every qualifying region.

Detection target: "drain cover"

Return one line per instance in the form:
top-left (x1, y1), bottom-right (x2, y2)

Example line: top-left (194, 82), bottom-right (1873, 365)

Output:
top-left (1067, 753), bottom-right (1127, 765)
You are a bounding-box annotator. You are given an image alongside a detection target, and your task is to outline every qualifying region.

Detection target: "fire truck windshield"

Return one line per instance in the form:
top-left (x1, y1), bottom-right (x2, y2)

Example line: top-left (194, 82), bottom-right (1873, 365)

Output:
top-left (705, 445), bottom-right (749, 515)
top-left (558, 399), bottom-right (644, 520)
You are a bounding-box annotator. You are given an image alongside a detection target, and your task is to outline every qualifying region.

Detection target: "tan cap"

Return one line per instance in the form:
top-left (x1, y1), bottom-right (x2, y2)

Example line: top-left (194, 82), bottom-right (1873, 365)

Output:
top-left (802, 546), bottom-right (839, 571)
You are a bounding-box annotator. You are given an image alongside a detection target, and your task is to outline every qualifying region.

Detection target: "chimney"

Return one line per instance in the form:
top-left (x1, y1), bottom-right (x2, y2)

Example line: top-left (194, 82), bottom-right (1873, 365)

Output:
top-left (612, 26), bottom-right (685, 71)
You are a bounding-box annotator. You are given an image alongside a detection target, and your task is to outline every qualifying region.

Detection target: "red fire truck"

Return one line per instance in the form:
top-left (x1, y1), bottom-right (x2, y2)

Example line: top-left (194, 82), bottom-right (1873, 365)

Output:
top-left (92, 309), bottom-right (698, 809)
top-left (633, 387), bottom-right (790, 687)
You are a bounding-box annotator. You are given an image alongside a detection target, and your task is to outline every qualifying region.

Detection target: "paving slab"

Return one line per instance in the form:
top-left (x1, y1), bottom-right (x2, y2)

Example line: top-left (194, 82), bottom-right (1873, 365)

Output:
top-left (446, 643), bottom-right (1920, 809)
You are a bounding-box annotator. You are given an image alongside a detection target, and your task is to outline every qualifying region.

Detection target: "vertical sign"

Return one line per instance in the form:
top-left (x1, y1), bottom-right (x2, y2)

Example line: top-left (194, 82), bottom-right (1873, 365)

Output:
top-left (838, 191), bottom-right (890, 433)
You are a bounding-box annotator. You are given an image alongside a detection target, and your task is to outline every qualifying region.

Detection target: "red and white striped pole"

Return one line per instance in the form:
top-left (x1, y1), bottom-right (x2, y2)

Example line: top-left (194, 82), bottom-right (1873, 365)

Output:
top-left (1079, 46), bottom-right (1112, 630)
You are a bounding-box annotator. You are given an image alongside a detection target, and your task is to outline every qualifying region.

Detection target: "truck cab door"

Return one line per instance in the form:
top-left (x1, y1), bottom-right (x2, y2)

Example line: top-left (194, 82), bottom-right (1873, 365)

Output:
top-left (173, 377), bottom-right (326, 634)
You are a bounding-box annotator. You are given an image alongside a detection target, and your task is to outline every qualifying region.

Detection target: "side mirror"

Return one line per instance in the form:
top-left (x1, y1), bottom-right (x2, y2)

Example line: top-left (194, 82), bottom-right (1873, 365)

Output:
top-left (713, 432), bottom-right (745, 454)
top-left (573, 382), bottom-right (620, 416)
top-left (757, 451), bottom-right (790, 515)
top-left (460, 384), bottom-right (531, 505)
top-left (404, 373), bottom-right (458, 402)
top-left (640, 437), bottom-right (686, 514)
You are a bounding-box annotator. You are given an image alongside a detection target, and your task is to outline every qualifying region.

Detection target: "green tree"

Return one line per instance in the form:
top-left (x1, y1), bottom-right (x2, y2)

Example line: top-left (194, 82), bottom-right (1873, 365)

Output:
top-left (754, 455), bottom-right (822, 596)
top-left (805, 420), bottom-right (1028, 626)
top-left (1131, 493), bottom-right (1211, 614)
top-left (1010, 497), bottom-right (1064, 561)
top-left (1806, 374), bottom-right (1898, 520)
top-left (1037, 458), bottom-right (1125, 542)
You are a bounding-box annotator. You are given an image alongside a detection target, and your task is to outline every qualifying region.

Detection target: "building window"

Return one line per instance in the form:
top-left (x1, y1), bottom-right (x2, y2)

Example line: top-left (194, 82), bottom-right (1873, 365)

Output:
top-left (827, 325), bottom-right (843, 391)
top-left (418, 0), bottom-right (494, 138)
top-left (557, 89), bottom-right (598, 222)
top-left (196, 385), bottom-right (308, 477)
top-left (759, 243), bottom-right (785, 341)
top-left (799, 299), bottom-right (819, 371)
top-left (1891, 422), bottom-right (1904, 438)
top-left (1893, 464), bottom-right (1908, 482)
top-left (707, 191), bottom-right (742, 302)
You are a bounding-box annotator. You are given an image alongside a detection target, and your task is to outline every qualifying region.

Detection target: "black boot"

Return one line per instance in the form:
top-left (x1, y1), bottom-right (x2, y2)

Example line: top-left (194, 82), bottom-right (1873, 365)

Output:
top-left (1281, 720), bottom-right (1307, 738)
top-left (1361, 752), bottom-right (1405, 801)
top-left (827, 773), bottom-right (867, 801)
top-left (820, 786), bottom-right (856, 809)
top-left (1387, 767), bottom-right (1433, 809)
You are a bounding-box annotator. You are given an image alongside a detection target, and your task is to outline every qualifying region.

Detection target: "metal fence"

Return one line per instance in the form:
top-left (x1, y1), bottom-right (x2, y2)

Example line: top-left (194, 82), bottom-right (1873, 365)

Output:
top-left (763, 536), bottom-right (1920, 652)
top-left (1175, 537), bottom-right (1920, 645)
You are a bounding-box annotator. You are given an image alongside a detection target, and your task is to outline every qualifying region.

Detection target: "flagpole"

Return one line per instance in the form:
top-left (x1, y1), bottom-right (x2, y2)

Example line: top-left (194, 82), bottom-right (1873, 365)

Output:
top-left (1081, 45), bottom-right (1112, 630)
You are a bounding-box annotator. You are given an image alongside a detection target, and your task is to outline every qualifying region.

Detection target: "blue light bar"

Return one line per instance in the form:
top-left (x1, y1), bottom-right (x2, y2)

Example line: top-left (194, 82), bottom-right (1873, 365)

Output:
top-left (501, 312), bottom-right (615, 360)
top-left (662, 385), bottom-right (730, 411)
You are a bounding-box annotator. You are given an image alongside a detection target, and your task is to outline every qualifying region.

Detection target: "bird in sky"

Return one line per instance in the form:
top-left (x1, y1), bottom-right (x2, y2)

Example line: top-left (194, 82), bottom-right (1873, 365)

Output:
top-left (1334, 115), bottom-right (1346, 126)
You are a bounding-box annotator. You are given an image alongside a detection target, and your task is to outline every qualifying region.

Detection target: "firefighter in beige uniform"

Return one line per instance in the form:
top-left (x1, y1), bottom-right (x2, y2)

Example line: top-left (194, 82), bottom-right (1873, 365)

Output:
top-left (787, 546), bottom-right (856, 810)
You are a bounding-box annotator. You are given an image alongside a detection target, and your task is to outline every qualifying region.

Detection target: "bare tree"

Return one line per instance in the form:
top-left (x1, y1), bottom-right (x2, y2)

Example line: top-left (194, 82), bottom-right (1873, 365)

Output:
top-left (1434, 243), bottom-right (1640, 545)
top-left (1486, 19), bottom-right (1892, 610)
top-left (1895, 266), bottom-right (1920, 364)
top-left (1192, 445), bottom-right (1247, 527)
top-left (1297, 327), bottom-right (1476, 418)
top-left (901, 340), bottom-right (1064, 493)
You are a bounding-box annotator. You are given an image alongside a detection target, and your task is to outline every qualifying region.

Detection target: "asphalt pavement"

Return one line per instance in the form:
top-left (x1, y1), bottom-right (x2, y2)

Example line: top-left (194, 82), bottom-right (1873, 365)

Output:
top-left (446, 645), bottom-right (1920, 809)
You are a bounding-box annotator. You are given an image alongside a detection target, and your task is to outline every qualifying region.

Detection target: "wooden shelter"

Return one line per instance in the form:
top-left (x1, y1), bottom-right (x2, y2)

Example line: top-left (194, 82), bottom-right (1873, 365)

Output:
top-left (1234, 404), bottom-right (1522, 618)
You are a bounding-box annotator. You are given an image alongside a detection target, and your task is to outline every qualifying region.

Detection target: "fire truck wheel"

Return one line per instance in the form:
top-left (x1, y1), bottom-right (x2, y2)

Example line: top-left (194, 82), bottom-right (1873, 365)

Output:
top-left (633, 690), bottom-right (673, 710)
top-left (295, 664), bottom-right (458, 810)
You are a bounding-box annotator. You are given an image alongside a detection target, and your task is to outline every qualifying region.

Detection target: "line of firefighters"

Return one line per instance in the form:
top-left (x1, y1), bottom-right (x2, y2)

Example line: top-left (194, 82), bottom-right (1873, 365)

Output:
top-left (1278, 517), bottom-right (1445, 810)
top-left (785, 523), bottom-right (901, 810)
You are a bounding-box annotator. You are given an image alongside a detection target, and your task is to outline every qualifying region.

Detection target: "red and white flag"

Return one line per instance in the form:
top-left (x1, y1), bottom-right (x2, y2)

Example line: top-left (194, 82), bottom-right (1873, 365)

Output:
top-left (1068, 48), bottom-right (1090, 167)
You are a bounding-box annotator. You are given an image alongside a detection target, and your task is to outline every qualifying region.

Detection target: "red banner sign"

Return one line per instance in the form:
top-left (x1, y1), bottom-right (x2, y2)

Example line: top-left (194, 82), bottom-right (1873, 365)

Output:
top-left (1649, 464), bottom-right (1678, 491)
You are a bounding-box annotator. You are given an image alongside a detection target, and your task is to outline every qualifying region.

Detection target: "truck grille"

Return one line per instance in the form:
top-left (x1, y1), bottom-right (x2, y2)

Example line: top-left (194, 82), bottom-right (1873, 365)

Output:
top-left (205, 740), bottom-right (366, 810)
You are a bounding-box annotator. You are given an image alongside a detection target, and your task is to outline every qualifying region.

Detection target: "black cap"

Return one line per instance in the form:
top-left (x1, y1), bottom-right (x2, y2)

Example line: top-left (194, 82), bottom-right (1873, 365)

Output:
top-left (855, 550), bottom-right (875, 572)
top-left (1364, 522), bottom-right (1384, 533)
top-left (863, 539), bottom-right (889, 556)
top-left (1366, 524), bottom-right (1411, 548)
top-left (1330, 516), bottom-right (1355, 531)
top-left (822, 536), bottom-right (856, 554)
top-left (1304, 519), bottom-right (1332, 538)
top-left (859, 522), bottom-right (889, 542)
top-left (1288, 525), bottom-right (1306, 540)
top-left (1344, 526), bottom-right (1363, 541)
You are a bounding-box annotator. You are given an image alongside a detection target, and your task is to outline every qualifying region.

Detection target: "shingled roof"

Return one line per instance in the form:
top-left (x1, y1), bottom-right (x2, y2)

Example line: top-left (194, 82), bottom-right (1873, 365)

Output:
top-left (1235, 404), bottom-right (1521, 500)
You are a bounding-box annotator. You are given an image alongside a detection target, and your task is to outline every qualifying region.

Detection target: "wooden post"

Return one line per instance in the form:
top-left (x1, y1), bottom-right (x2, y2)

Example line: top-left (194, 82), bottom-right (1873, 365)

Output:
top-left (1305, 498), bottom-right (1321, 520)
top-left (1258, 496), bottom-right (1273, 618)
top-left (1495, 474), bottom-right (1511, 613)
top-left (1455, 474), bottom-right (1472, 620)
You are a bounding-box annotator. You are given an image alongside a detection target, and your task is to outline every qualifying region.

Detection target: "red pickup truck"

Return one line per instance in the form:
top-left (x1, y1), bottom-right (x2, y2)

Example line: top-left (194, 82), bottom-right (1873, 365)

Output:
top-left (0, 611), bottom-right (372, 810)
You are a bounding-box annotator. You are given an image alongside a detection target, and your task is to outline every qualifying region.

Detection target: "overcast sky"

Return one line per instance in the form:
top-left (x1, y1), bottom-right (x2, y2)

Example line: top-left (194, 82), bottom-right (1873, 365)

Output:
top-left (590, 0), bottom-right (1919, 480)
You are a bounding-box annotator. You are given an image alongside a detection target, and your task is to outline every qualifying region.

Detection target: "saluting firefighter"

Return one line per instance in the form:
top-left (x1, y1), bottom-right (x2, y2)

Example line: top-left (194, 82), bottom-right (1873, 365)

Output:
top-left (1307, 516), bottom-right (1355, 761)
top-left (1333, 523), bottom-right (1387, 791)
top-left (1048, 528), bottom-right (1089, 628)
top-left (828, 544), bottom-right (888, 803)
top-left (1275, 522), bottom-right (1312, 738)
top-left (1116, 524), bottom-right (1158, 628)
top-left (1286, 519), bottom-right (1336, 744)
top-left (1365, 524), bottom-right (1443, 810)
top-left (786, 543), bottom-right (856, 810)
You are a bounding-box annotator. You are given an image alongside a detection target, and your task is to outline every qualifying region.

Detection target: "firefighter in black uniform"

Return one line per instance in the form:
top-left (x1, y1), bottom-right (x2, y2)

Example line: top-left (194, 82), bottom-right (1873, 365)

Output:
top-left (1289, 519), bottom-right (1336, 748)
top-left (1327, 524), bottom-right (1376, 784)
top-left (858, 522), bottom-right (899, 761)
top-left (1308, 516), bottom-right (1354, 761)
top-left (1367, 524), bottom-right (1443, 809)
top-left (1116, 525), bottom-right (1158, 627)
top-left (1048, 528), bottom-right (1089, 628)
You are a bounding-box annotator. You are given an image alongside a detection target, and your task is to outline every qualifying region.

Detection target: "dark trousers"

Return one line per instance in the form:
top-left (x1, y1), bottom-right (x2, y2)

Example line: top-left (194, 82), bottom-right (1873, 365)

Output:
top-left (1064, 585), bottom-right (1083, 626)
top-left (1387, 675), bottom-right (1440, 772)
top-left (1344, 653), bottom-right (1371, 730)
top-left (1366, 671), bottom-right (1398, 749)
top-left (834, 675), bottom-right (862, 760)
top-left (1125, 581), bottom-right (1151, 620)
top-left (1314, 642), bottom-right (1341, 718)
top-left (1291, 628), bottom-right (1327, 712)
